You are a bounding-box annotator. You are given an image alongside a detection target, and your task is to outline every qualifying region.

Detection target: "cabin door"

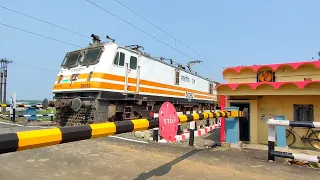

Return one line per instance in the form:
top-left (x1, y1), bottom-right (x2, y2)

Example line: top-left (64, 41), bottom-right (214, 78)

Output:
top-left (124, 51), bottom-right (139, 94)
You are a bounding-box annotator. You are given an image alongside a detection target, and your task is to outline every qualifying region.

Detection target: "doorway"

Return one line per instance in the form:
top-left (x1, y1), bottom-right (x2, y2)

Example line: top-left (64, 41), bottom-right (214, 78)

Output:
top-left (230, 102), bottom-right (250, 142)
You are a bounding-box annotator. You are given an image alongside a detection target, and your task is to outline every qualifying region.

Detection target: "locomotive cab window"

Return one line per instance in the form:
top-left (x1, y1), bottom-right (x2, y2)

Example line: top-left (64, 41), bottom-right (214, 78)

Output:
top-left (129, 56), bottom-right (137, 70)
top-left (209, 83), bottom-right (214, 94)
top-left (61, 50), bottom-right (82, 69)
top-left (81, 47), bottom-right (103, 66)
top-left (113, 52), bottom-right (125, 66)
top-left (175, 69), bottom-right (180, 85)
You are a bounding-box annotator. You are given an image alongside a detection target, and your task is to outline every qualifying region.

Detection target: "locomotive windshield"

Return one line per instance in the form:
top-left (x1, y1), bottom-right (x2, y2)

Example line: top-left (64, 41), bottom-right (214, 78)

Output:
top-left (61, 47), bottom-right (103, 68)
top-left (61, 50), bottom-right (82, 69)
top-left (80, 47), bottom-right (103, 66)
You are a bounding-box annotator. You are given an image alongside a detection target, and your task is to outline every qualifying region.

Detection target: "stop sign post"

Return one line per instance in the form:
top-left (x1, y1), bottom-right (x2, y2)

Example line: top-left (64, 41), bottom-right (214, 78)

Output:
top-left (159, 102), bottom-right (179, 142)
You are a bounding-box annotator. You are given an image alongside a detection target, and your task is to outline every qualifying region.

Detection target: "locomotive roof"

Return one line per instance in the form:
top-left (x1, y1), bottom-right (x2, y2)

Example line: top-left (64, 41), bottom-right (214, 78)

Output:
top-left (76, 39), bottom-right (218, 84)
top-left (117, 43), bottom-right (217, 84)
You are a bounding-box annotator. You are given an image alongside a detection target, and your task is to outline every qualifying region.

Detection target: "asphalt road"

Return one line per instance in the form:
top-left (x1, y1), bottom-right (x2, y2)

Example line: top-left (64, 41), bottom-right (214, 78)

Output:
top-left (0, 121), bottom-right (48, 133)
top-left (0, 122), bottom-right (319, 180)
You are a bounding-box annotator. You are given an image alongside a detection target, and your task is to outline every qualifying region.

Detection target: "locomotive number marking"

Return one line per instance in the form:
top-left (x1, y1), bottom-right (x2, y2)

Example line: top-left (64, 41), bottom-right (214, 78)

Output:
top-left (185, 92), bottom-right (194, 99)
top-left (80, 83), bottom-right (91, 88)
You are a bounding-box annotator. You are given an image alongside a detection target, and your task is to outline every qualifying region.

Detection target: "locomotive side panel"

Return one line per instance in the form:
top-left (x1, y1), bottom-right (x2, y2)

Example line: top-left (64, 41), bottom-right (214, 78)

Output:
top-left (138, 56), bottom-right (177, 97)
top-left (138, 56), bottom-right (216, 103)
top-left (177, 69), bottom-right (216, 101)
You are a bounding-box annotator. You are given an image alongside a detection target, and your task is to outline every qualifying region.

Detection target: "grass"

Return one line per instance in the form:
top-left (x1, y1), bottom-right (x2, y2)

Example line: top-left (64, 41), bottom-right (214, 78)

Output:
top-left (34, 108), bottom-right (56, 121)
top-left (36, 108), bottom-right (56, 114)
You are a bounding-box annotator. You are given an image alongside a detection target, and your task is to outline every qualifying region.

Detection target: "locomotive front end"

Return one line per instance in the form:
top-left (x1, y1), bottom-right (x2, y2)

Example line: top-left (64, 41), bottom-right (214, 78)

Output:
top-left (52, 34), bottom-right (116, 126)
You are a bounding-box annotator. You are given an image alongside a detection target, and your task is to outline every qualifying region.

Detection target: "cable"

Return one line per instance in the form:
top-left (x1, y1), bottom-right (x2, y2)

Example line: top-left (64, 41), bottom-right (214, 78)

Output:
top-left (13, 61), bottom-right (56, 72)
top-left (0, 5), bottom-right (91, 39)
top-left (1, 21), bottom-right (221, 79)
top-left (1, 20), bottom-right (221, 79)
top-left (86, 0), bottom-right (222, 79)
top-left (86, 0), bottom-right (194, 62)
top-left (0, 22), bottom-right (82, 48)
top-left (113, 0), bottom-right (224, 69)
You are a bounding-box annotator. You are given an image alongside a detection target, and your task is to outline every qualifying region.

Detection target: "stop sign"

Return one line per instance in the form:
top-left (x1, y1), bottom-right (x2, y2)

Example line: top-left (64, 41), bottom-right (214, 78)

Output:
top-left (159, 102), bottom-right (179, 142)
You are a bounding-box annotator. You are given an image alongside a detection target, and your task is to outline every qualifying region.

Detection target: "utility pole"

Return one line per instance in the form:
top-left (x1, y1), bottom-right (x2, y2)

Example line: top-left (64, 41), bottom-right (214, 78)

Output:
top-left (0, 60), bottom-right (3, 110)
top-left (0, 58), bottom-right (12, 112)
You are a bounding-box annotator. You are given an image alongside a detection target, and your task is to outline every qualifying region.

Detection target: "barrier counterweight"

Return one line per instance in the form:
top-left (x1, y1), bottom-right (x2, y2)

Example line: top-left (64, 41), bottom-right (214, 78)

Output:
top-left (267, 119), bottom-right (320, 163)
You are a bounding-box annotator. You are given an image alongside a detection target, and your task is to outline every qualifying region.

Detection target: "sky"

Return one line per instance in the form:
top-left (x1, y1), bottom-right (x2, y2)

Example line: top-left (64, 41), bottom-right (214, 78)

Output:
top-left (1, 0), bottom-right (320, 100)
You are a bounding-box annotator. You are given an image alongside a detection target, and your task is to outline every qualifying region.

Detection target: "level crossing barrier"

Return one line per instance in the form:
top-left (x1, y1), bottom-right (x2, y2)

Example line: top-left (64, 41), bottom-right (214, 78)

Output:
top-left (0, 114), bottom-right (54, 118)
top-left (267, 119), bottom-right (320, 163)
top-left (1, 104), bottom-right (43, 108)
top-left (2, 93), bottom-right (55, 122)
top-left (0, 104), bottom-right (248, 155)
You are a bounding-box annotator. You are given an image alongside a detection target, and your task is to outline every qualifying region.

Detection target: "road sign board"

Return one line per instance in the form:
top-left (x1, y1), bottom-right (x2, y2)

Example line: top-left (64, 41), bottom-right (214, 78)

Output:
top-left (159, 102), bottom-right (179, 142)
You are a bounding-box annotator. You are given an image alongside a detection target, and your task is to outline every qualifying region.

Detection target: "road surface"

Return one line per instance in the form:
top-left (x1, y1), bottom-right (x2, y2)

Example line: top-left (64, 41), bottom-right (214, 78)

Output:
top-left (0, 122), bottom-right (319, 180)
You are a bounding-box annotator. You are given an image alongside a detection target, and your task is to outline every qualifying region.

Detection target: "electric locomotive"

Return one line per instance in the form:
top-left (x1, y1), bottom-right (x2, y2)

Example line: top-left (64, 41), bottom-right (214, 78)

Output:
top-left (52, 34), bottom-right (218, 126)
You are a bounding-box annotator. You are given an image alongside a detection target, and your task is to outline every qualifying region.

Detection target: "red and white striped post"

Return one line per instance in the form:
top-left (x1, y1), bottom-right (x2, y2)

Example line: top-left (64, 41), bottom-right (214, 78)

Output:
top-left (220, 95), bottom-right (226, 143)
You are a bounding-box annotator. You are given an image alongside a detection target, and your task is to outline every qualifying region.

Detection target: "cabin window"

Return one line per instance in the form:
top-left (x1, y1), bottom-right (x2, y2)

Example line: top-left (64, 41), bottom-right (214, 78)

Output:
top-left (129, 56), bottom-right (137, 70)
top-left (175, 70), bottom-right (180, 85)
top-left (209, 83), bottom-right (214, 94)
top-left (113, 52), bottom-right (125, 66)
top-left (293, 104), bottom-right (314, 122)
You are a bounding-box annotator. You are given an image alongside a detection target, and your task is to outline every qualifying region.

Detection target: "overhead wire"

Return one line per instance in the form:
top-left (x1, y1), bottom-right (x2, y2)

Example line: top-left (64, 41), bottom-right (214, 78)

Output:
top-left (13, 61), bottom-right (57, 72)
top-left (113, 0), bottom-right (224, 69)
top-left (85, 0), bottom-right (193, 62)
top-left (85, 0), bottom-right (222, 79)
top-left (0, 22), bottom-right (75, 72)
top-left (1, 3), bottom-right (221, 79)
top-left (0, 22), bottom-right (81, 48)
top-left (0, 5), bottom-right (91, 39)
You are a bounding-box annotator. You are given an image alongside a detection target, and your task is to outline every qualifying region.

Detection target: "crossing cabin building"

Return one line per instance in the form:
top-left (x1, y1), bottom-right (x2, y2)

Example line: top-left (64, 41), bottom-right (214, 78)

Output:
top-left (216, 60), bottom-right (320, 148)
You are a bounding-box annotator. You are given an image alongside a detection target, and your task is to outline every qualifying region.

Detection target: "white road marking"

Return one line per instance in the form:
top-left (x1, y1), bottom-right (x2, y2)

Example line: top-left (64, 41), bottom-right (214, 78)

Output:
top-left (0, 121), bottom-right (53, 129)
top-left (109, 136), bottom-right (149, 144)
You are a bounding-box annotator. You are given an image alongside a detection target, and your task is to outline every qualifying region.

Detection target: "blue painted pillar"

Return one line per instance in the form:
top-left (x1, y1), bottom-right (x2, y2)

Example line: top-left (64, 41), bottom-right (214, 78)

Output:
top-left (225, 106), bottom-right (240, 144)
top-left (26, 107), bottom-right (37, 121)
top-left (275, 115), bottom-right (286, 147)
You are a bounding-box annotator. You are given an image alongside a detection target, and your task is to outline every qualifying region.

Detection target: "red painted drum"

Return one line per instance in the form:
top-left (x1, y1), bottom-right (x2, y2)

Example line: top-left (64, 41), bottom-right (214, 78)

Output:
top-left (159, 102), bottom-right (179, 142)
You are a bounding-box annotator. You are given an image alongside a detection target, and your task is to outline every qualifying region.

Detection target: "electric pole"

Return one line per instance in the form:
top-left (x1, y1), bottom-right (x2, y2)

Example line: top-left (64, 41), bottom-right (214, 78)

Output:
top-left (0, 60), bottom-right (3, 109)
top-left (0, 58), bottom-right (12, 112)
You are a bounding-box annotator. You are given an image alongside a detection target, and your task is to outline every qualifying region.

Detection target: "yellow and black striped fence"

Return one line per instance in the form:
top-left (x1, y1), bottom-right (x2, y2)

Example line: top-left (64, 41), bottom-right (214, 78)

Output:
top-left (1, 104), bottom-right (50, 109)
top-left (0, 109), bottom-right (247, 155)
